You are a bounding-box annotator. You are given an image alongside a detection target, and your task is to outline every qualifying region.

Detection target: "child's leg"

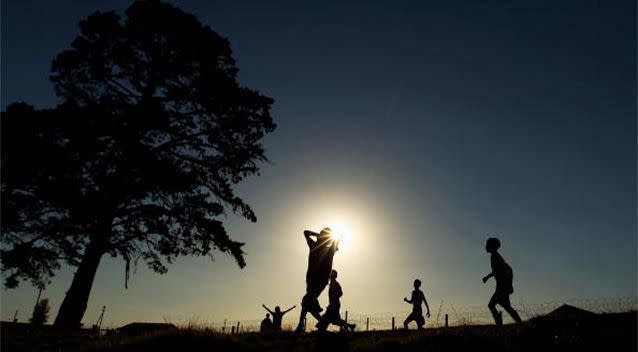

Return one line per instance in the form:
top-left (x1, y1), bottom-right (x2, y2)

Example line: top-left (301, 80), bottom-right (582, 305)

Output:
top-left (500, 295), bottom-right (522, 323)
top-left (316, 315), bottom-right (329, 332)
top-left (295, 307), bottom-right (308, 333)
top-left (404, 313), bottom-right (414, 329)
top-left (301, 291), bottom-right (323, 325)
top-left (295, 309), bottom-right (307, 333)
top-left (309, 308), bottom-right (323, 322)
top-left (416, 315), bottom-right (425, 330)
top-left (488, 293), bottom-right (502, 325)
top-left (333, 317), bottom-right (355, 331)
top-left (295, 293), bottom-right (313, 332)
top-left (317, 306), bottom-right (337, 331)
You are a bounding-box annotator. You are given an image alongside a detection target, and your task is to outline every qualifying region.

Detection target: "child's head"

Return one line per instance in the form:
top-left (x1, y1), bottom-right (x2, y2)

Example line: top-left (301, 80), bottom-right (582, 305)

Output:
top-left (266, 313), bottom-right (270, 318)
top-left (319, 227), bottom-right (333, 238)
top-left (275, 306), bottom-right (281, 313)
top-left (486, 237), bottom-right (501, 253)
top-left (331, 269), bottom-right (338, 280)
top-left (413, 279), bottom-right (421, 289)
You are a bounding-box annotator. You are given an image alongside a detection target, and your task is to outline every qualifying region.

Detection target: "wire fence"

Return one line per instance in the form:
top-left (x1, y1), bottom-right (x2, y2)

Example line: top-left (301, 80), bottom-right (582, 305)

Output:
top-left (169, 296), bottom-right (637, 334)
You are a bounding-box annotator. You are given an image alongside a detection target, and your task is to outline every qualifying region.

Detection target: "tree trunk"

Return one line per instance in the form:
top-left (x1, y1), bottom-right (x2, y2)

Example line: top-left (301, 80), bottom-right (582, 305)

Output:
top-left (53, 237), bottom-right (105, 328)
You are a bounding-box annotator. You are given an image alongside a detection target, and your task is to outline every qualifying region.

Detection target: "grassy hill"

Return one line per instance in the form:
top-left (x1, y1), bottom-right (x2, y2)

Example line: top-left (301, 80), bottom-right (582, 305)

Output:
top-left (2, 311), bottom-right (635, 352)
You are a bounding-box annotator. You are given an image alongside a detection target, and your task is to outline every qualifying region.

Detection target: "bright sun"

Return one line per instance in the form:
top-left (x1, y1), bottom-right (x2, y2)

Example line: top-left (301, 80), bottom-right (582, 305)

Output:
top-left (303, 205), bottom-right (367, 258)
top-left (327, 222), bottom-right (354, 251)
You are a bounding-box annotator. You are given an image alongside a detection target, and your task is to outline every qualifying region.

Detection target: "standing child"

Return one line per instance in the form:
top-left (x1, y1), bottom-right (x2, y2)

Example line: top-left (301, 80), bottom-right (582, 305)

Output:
top-left (403, 279), bottom-right (430, 330)
top-left (316, 270), bottom-right (356, 332)
top-left (482, 237), bottom-right (522, 325)
top-left (262, 304), bottom-right (296, 331)
top-left (295, 228), bottom-right (340, 333)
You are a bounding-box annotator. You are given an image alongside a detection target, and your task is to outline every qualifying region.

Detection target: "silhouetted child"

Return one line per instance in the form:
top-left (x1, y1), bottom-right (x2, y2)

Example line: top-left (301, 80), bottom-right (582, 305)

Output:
top-left (403, 279), bottom-right (430, 330)
top-left (316, 270), bottom-right (355, 332)
top-left (260, 313), bottom-right (273, 332)
top-left (295, 228), bottom-right (340, 333)
top-left (262, 304), bottom-right (296, 331)
top-left (482, 237), bottom-right (522, 325)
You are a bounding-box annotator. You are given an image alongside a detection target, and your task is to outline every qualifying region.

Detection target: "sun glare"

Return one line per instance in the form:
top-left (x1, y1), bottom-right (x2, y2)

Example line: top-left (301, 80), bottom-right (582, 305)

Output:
top-left (328, 222), bottom-right (354, 251)
top-left (302, 203), bottom-right (372, 260)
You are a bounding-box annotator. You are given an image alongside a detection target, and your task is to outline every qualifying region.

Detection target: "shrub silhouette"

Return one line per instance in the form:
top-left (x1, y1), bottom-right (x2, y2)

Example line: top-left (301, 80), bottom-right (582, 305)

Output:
top-left (30, 299), bottom-right (51, 327)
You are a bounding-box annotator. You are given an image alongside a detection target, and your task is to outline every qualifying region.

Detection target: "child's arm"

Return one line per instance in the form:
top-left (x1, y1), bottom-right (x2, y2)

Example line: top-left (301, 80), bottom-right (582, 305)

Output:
top-left (283, 305), bottom-right (296, 314)
top-left (262, 304), bottom-right (274, 314)
top-left (304, 231), bottom-right (317, 246)
top-left (482, 272), bottom-right (494, 283)
top-left (332, 238), bottom-right (340, 252)
top-left (404, 296), bottom-right (413, 304)
top-left (423, 295), bottom-right (430, 317)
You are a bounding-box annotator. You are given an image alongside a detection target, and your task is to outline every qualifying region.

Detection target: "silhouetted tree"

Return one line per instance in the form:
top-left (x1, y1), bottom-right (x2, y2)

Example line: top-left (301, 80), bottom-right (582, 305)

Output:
top-left (1, 0), bottom-right (275, 328)
top-left (31, 299), bottom-right (51, 326)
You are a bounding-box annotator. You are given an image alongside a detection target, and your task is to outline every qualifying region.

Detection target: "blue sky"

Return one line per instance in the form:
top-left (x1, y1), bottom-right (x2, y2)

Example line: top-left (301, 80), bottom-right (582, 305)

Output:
top-left (1, 0), bottom-right (636, 327)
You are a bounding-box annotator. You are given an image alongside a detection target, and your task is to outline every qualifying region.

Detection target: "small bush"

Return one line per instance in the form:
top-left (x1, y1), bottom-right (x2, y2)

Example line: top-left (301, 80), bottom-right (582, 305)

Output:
top-left (30, 298), bottom-right (50, 326)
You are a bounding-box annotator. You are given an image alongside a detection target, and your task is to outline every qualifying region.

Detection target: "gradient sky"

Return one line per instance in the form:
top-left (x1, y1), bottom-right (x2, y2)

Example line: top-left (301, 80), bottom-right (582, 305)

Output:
top-left (1, 0), bottom-right (636, 327)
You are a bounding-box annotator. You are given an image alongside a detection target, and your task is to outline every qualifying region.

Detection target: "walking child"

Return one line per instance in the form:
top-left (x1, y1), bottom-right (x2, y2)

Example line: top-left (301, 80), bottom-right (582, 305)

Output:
top-left (316, 270), bottom-right (356, 332)
top-left (403, 279), bottom-right (430, 330)
top-left (482, 237), bottom-right (522, 325)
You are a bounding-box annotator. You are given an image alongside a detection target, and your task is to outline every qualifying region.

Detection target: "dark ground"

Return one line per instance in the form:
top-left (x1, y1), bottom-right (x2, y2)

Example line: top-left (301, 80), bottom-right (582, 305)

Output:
top-left (2, 311), bottom-right (636, 352)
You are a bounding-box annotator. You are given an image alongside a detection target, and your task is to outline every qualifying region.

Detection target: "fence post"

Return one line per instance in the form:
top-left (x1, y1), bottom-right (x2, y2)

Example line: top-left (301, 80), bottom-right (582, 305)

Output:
top-left (366, 317), bottom-right (369, 331)
top-left (345, 311), bottom-right (348, 323)
top-left (223, 319), bottom-right (227, 333)
top-left (231, 326), bottom-right (235, 334)
top-left (392, 317), bottom-right (395, 330)
top-left (445, 314), bottom-right (448, 328)
top-left (236, 321), bottom-right (240, 334)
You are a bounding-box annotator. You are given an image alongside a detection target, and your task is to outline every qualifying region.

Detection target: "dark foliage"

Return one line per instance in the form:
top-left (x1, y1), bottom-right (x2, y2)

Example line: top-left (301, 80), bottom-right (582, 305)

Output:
top-left (30, 299), bottom-right (51, 327)
top-left (1, 0), bottom-right (275, 327)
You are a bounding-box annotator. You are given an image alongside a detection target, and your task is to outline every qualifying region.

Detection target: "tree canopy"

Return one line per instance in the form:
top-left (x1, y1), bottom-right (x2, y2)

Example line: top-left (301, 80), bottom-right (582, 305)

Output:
top-left (1, 0), bottom-right (276, 327)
